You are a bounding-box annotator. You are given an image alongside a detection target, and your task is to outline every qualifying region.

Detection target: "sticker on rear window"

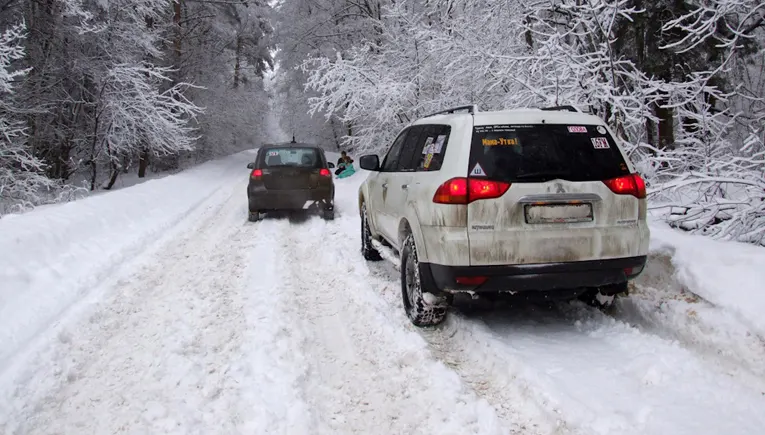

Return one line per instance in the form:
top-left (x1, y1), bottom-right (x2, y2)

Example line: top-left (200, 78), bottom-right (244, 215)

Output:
top-left (482, 137), bottom-right (518, 146)
top-left (267, 150), bottom-right (279, 156)
top-left (470, 163), bottom-right (486, 176)
top-left (423, 153), bottom-right (434, 169)
top-left (591, 137), bottom-right (610, 149)
top-left (421, 136), bottom-right (435, 154)
top-left (568, 126), bottom-right (587, 133)
top-left (433, 135), bottom-right (446, 153)
top-left (597, 126), bottom-right (607, 134)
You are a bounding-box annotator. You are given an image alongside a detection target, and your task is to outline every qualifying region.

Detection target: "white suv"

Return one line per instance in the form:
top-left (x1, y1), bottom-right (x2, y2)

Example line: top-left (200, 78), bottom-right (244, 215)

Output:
top-left (357, 105), bottom-right (649, 326)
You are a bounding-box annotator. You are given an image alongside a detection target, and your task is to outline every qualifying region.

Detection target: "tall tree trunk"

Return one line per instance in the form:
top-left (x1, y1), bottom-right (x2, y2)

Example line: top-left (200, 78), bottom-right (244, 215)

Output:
top-left (138, 148), bottom-right (149, 178)
top-left (104, 160), bottom-right (120, 190)
top-left (173, 0), bottom-right (182, 78)
top-left (655, 101), bottom-right (675, 150)
top-left (233, 35), bottom-right (242, 88)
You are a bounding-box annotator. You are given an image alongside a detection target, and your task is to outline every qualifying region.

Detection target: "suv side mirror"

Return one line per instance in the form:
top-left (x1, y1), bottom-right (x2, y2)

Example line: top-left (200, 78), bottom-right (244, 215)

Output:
top-left (328, 162), bottom-right (335, 169)
top-left (246, 162), bottom-right (255, 169)
top-left (359, 155), bottom-right (380, 171)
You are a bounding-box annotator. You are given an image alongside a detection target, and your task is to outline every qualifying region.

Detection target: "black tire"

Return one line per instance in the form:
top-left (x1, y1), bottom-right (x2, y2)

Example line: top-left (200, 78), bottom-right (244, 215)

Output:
top-left (248, 211), bottom-right (263, 222)
top-left (360, 203), bottom-right (382, 261)
top-left (579, 282), bottom-right (628, 309)
top-left (401, 234), bottom-right (447, 327)
top-left (322, 207), bottom-right (335, 220)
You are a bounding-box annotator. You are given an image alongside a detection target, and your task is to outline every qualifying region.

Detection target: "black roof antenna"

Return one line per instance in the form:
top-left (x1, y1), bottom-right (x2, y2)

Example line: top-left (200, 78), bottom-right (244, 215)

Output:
top-left (291, 134), bottom-right (296, 143)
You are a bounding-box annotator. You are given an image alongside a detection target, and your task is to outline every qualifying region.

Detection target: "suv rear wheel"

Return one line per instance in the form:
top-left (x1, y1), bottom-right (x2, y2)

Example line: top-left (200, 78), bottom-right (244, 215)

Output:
top-left (579, 282), bottom-right (628, 309)
top-left (401, 234), bottom-right (447, 326)
top-left (360, 203), bottom-right (382, 261)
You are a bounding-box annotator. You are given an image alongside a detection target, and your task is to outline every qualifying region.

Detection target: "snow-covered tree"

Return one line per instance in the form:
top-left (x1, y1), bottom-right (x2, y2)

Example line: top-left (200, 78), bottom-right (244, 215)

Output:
top-left (0, 23), bottom-right (54, 213)
top-left (297, 0), bottom-right (765, 244)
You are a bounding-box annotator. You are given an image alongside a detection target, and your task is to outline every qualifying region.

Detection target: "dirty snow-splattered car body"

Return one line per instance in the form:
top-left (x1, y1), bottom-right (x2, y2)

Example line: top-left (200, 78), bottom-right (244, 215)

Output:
top-left (247, 143), bottom-right (335, 221)
top-left (357, 105), bottom-right (650, 326)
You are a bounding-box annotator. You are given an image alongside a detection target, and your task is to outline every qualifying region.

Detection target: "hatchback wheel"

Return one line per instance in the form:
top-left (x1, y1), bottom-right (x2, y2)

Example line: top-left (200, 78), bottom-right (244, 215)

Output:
top-left (401, 234), bottom-right (447, 326)
top-left (360, 203), bottom-right (382, 261)
top-left (248, 210), bottom-right (264, 222)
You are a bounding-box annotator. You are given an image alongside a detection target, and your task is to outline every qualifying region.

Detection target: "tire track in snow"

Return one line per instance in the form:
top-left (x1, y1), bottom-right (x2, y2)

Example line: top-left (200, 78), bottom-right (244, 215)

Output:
top-left (419, 300), bottom-right (765, 435)
top-left (277, 215), bottom-right (519, 435)
top-left (236, 215), bottom-right (313, 434)
top-left (1, 178), bottom-right (264, 434)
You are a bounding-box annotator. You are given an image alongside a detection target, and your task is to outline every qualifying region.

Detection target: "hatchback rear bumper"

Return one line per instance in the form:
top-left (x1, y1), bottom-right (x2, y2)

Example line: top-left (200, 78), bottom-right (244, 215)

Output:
top-left (420, 256), bottom-right (646, 295)
top-left (248, 187), bottom-right (333, 211)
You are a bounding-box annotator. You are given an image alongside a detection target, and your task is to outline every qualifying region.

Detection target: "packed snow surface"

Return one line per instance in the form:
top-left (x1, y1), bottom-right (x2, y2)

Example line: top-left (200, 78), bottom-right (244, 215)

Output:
top-left (1, 150), bottom-right (764, 434)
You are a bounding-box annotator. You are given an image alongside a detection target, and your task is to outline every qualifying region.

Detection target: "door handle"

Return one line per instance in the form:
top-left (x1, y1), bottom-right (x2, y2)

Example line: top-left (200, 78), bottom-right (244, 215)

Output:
top-left (401, 184), bottom-right (409, 190)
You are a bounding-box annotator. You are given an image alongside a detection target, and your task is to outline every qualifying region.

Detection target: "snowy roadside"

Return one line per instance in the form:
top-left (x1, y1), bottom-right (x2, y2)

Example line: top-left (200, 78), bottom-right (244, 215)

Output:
top-left (643, 222), bottom-right (765, 338)
top-left (0, 150), bottom-right (257, 372)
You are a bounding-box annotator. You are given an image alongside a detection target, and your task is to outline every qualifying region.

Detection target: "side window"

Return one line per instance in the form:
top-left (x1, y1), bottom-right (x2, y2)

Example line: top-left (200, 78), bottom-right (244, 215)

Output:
top-left (396, 126), bottom-right (426, 172)
top-left (381, 129), bottom-right (409, 172)
top-left (414, 125), bottom-right (451, 172)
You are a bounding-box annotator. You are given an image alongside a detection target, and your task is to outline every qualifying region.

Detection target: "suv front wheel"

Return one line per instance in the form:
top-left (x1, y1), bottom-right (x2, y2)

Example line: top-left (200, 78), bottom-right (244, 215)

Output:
top-left (401, 234), bottom-right (447, 326)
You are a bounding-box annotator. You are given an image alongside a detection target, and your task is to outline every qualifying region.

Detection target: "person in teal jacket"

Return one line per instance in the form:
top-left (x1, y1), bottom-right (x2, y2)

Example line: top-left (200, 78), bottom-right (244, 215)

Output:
top-left (335, 151), bottom-right (356, 178)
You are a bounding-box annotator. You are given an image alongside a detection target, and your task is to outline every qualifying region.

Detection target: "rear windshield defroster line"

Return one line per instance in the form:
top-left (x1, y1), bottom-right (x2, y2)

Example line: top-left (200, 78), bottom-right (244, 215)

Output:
top-left (468, 124), bottom-right (630, 183)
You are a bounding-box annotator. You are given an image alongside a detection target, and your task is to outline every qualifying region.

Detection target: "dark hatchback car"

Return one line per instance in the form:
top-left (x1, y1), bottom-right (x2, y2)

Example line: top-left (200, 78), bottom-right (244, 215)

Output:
top-left (246, 143), bottom-right (335, 221)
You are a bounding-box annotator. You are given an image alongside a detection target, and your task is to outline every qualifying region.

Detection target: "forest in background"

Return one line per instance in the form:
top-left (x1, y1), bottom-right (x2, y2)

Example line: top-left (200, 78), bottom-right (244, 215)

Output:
top-left (2, 0), bottom-right (765, 246)
top-left (0, 0), bottom-right (274, 212)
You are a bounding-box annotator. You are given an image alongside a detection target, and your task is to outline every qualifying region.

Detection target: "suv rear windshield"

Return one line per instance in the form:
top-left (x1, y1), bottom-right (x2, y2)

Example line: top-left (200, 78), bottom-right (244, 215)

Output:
top-left (261, 147), bottom-right (322, 169)
top-left (468, 124), bottom-right (629, 182)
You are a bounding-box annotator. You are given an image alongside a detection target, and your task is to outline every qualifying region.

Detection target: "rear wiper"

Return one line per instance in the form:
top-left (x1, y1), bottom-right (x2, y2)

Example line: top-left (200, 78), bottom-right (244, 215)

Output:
top-left (514, 170), bottom-right (571, 180)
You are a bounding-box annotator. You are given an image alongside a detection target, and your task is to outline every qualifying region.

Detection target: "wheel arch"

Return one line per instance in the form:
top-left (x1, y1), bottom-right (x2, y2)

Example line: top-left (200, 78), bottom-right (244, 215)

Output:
top-left (397, 210), bottom-right (429, 263)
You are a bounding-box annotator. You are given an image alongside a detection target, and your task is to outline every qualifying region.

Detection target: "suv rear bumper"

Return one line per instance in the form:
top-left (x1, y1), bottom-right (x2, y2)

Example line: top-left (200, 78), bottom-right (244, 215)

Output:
top-left (420, 256), bottom-right (646, 294)
top-left (248, 187), bottom-right (333, 211)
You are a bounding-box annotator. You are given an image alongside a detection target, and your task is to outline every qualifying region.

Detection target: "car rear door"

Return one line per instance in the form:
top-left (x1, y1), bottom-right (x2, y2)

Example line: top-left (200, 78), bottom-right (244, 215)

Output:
top-left (261, 147), bottom-right (322, 191)
top-left (379, 126), bottom-right (427, 248)
top-left (465, 123), bottom-right (646, 266)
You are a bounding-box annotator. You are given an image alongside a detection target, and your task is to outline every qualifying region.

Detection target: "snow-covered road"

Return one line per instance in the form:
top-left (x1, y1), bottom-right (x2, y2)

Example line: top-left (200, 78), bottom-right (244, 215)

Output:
top-left (1, 150), bottom-right (764, 434)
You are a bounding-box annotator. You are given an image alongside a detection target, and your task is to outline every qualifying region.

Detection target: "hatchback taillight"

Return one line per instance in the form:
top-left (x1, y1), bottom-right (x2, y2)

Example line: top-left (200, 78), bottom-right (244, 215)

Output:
top-left (433, 177), bottom-right (511, 204)
top-left (319, 168), bottom-right (331, 177)
top-left (603, 174), bottom-right (646, 199)
top-left (250, 169), bottom-right (263, 180)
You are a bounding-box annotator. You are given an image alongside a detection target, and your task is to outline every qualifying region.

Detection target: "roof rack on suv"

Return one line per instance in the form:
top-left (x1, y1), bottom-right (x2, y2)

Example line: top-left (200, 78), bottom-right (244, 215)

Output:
top-left (423, 105), bottom-right (478, 118)
top-left (540, 105), bottom-right (581, 113)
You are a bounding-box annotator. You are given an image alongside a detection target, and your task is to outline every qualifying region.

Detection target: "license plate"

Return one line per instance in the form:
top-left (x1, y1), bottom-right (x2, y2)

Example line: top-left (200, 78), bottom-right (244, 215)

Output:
top-left (524, 204), bottom-right (593, 224)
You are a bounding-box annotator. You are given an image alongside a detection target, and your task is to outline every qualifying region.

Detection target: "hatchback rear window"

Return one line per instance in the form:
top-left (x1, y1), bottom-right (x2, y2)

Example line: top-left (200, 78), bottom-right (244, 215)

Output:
top-left (261, 147), bottom-right (322, 168)
top-left (468, 124), bottom-right (630, 182)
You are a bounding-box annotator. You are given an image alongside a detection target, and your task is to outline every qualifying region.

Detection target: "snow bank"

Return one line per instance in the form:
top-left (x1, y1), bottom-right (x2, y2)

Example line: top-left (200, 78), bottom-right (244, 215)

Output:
top-left (647, 221), bottom-right (765, 338)
top-left (0, 151), bottom-right (255, 370)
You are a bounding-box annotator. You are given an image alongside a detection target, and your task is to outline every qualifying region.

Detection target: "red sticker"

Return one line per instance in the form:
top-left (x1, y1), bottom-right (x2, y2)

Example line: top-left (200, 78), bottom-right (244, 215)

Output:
top-left (568, 126), bottom-right (587, 133)
top-left (591, 137), bottom-right (610, 149)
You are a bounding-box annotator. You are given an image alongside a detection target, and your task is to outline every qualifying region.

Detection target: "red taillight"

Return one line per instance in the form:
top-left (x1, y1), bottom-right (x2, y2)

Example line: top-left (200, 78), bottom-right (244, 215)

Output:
top-left (456, 276), bottom-right (488, 286)
top-left (319, 168), bottom-right (331, 177)
top-left (433, 177), bottom-right (510, 204)
top-left (250, 169), bottom-right (263, 180)
top-left (469, 179), bottom-right (511, 201)
top-left (603, 174), bottom-right (646, 199)
top-left (433, 178), bottom-right (468, 204)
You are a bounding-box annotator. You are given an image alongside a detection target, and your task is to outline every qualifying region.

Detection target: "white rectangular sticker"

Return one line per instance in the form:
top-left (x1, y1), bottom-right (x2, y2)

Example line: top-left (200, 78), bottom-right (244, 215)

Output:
top-left (591, 137), bottom-right (610, 149)
top-left (433, 135), bottom-right (446, 153)
top-left (421, 137), bottom-right (435, 154)
top-left (568, 126), bottom-right (587, 133)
